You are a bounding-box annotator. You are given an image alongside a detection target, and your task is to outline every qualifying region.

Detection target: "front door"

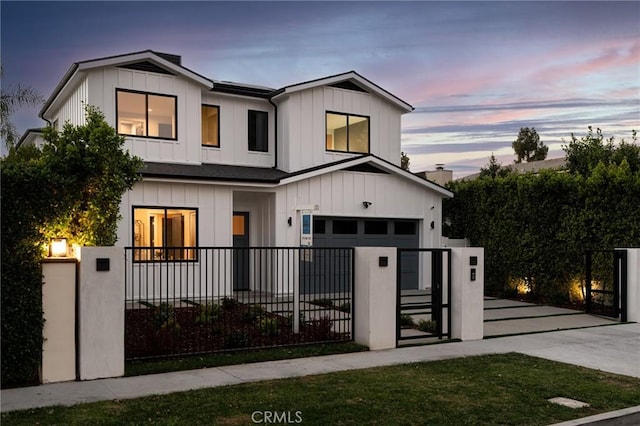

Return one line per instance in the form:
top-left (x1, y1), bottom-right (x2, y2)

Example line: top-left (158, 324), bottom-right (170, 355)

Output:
top-left (233, 212), bottom-right (250, 291)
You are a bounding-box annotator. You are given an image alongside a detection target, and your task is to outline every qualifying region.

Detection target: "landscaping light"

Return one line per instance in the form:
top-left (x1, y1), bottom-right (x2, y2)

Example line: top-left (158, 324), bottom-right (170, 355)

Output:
top-left (50, 238), bottom-right (68, 257)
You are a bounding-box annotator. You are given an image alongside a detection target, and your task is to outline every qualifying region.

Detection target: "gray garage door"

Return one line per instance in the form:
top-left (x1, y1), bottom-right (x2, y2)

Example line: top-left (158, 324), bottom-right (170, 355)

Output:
top-left (301, 217), bottom-right (419, 291)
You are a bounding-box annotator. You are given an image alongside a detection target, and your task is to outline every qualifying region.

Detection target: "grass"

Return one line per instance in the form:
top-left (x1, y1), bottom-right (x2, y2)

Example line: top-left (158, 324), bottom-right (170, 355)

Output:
top-left (125, 342), bottom-right (368, 376)
top-left (4, 353), bottom-right (640, 425)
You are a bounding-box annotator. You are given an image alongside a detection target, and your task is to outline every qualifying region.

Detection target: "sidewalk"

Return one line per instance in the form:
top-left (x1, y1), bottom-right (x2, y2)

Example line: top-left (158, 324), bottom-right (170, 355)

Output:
top-left (2, 322), bottom-right (639, 413)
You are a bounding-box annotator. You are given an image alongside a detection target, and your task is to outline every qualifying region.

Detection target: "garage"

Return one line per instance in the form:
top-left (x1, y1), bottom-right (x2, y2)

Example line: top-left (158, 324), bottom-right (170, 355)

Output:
top-left (299, 217), bottom-right (420, 293)
top-left (312, 217), bottom-right (420, 250)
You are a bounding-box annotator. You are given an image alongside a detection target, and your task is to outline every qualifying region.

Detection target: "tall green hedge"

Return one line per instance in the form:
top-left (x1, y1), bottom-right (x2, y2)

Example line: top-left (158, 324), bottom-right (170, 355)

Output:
top-left (444, 161), bottom-right (640, 301)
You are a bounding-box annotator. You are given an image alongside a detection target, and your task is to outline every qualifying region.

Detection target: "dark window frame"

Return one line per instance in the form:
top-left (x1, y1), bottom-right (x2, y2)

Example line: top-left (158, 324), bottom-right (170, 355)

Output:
top-left (116, 88), bottom-right (178, 141)
top-left (248, 109), bottom-right (269, 152)
top-left (325, 111), bottom-right (370, 154)
top-left (201, 104), bottom-right (221, 148)
top-left (132, 206), bottom-right (198, 262)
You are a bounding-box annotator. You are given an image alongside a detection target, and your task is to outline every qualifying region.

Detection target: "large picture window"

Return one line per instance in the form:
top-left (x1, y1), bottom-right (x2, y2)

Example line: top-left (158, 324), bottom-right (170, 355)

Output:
top-left (248, 110), bottom-right (268, 152)
top-left (133, 207), bottom-right (197, 261)
top-left (326, 112), bottom-right (369, 153)
top-left (117, 89), bottom-right (177, 139)
top-left (201, 104), bottom-right (220, 147)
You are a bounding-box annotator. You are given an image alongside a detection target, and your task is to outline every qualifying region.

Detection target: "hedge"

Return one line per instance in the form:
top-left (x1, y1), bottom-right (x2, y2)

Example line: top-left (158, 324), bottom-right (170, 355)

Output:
top-left (444, 160), bottom-right (640, 302)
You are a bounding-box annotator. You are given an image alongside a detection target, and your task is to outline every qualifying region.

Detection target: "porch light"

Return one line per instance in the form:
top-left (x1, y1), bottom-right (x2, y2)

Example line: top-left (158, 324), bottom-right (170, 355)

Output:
top-left (50, 238), bottom-right (68, 257)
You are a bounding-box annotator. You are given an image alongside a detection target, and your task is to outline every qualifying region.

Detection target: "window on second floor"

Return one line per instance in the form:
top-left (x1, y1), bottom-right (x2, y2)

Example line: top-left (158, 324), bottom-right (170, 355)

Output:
top-left (201, 105), bottom-right (220, 147)
top-left (116, 89), bottom-right (177, 140)
top-left (133, 207), bottom-right (197, 261)
top-left (326, 112), bottom-right (369, 154)
top-left (248, 110), bottom-right (268, 152)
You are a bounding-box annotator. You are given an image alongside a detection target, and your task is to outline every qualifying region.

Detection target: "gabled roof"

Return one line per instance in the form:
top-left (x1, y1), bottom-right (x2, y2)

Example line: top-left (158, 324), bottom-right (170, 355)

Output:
top-left (15, 128), bottom-right (45, 148)
top-left (271, 71), bottom-right (414, 113)
top-left (40, 50), bottom-right (213, 121)
top-left (141, 155), bottom-right (452, 198)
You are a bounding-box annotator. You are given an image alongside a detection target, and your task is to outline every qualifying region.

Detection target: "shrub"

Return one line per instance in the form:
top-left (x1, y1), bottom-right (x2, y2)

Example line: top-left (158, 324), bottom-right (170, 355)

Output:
top-left (195, 303), bottom-right (220, 324)
top-left (154, 303), bottom-right (177, 329)
top-left (306, 316), bottom-right (333, 340)
top-left (224, 331), bottom-right (250, 349)
top-left (417, 319), bottom-right (437, 334)
top-left (221, 297), bottom-right (238, 311)
top-left (311, 298), bottom-right (334, 308)
top-left (400, 314), bottom-right (415, 327)
top-left (259, 317), bottom-right (279, 337)
top-left (243, 304), bottom-right (266, 324)
top-left (338, 302), bottom-right (351, 313)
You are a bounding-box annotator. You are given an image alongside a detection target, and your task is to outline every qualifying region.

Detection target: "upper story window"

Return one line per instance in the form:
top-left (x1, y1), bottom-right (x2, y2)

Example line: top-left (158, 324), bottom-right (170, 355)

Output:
top-left (116, 89), bottom-right (177, 140)
top-left (326, 112), bottom-right (369, 154)
top-left (248, 110), bottom-right (268, 152)
top-left (201, 104), bottom-right (220, 147)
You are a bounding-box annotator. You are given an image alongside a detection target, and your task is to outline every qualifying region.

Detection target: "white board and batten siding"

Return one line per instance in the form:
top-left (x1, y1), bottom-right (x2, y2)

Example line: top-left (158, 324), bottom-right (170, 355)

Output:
top-left (277, 86), bottom-right (403, 173)
top-left (200, 93), bottom-right (275, 168)
top-left (274, 170), bottom-right (444, 248)
top-left (50, 76), bottom-right (89, 127)
top-left (85, 68), bottom-right (202, 164)
top-left (117, 180), bottom-right (233, 247)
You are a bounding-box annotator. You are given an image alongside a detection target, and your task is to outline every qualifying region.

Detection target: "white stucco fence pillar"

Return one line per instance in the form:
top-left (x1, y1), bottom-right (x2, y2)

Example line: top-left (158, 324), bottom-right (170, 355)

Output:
top-left (353, 247), bottom-right (397, 350)
top-left (78, 247), bottom-right (125, 380)
top-left (619, 248), bottom-right (640, 322)
top-left (41, 259), bottom-right (77, 383)
top-left (450, 247), bottom-right (484, 341)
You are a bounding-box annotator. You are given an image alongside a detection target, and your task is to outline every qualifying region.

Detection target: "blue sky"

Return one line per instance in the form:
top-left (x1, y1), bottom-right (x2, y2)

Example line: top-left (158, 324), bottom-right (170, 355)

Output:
top-left (2, 1), bottom-right (638, 177)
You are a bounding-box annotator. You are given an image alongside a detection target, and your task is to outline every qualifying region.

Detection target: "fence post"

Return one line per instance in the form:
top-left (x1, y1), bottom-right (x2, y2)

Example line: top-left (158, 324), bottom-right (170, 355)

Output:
top-left (78, 247), bottom-right (125, 380)
top-left (41, 259), bottom-right (77, 383)
top-left (618, 248), bottom-right (639, 322)
top-left (353, 247), bottom-right (397, 350)
top-left (450, 247), bottom-right (484, 341)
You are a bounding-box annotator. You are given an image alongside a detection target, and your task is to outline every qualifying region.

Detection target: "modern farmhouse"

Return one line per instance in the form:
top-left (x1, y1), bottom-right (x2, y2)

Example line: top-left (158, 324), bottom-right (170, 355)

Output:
top-left (23, 50), bottom-right (452, 259)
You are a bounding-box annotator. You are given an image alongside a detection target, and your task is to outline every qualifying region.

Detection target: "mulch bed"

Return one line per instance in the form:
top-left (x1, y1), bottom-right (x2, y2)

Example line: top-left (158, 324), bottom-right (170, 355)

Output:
top-left (125, 302), bottom-right (349, 359)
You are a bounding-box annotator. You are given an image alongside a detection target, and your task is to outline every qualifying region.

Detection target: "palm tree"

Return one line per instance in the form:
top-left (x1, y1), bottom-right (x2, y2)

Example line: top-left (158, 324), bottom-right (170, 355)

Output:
top-left (1, 67), bottom-right (44, 149)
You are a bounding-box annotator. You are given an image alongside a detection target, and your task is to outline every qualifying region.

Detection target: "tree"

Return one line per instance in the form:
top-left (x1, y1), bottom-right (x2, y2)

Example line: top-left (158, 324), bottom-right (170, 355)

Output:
top-left (563, 126), bottom-right (639, 176)
top-left (0, 67), bottom-right (44, 148)
top-left (1, 104), bottom-right (142, 385)
top-left (512, 127), bottom-right (548, 163)
top-left (479, 153), bottom-right (512, 178)
top-left (401, 151), bottom-right (410, 170)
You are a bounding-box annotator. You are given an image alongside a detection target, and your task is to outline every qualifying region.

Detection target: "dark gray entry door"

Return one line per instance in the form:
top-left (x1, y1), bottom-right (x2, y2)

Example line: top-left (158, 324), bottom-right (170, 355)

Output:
top-left (233, 212), bottom-right (250, 291)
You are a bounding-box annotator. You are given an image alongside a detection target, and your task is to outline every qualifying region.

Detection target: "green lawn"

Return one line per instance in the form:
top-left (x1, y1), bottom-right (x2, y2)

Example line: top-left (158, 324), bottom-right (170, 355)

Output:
top-left (3, 353), bottom-right (640, 425)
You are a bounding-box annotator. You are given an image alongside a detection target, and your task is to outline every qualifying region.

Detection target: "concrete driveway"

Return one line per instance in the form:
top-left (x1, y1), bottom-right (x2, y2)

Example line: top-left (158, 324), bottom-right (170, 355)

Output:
top-left (484, 297), bottom-right (618, 338)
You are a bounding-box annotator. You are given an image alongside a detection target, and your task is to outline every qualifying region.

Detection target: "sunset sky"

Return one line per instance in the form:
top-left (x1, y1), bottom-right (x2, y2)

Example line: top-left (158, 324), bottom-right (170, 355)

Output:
top-left (2, 1), bottom-right (638, 177)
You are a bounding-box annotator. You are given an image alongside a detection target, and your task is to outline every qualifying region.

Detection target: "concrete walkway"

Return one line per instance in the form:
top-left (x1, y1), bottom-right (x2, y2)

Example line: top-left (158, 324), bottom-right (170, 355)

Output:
top-left (2, 322), bottom-right (638, 413)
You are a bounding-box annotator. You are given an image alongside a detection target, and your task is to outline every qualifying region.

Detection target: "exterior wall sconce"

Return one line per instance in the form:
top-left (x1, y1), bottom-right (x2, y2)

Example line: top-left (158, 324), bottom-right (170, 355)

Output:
top-left (362, 201), bottom-right (372, 208)
top-left (287, 217), bottom-right (292, 226)
top-left (50, 238), bottom-right (68, 257)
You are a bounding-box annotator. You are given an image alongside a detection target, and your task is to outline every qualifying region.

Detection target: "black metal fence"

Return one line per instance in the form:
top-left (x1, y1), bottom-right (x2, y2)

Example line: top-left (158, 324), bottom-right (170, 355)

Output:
top-left (396, 248), bottom-right (452, 346)
top-left (124, 247), bottom-right (354, 360)
top-left (585, 249), bottom-right (627, 321)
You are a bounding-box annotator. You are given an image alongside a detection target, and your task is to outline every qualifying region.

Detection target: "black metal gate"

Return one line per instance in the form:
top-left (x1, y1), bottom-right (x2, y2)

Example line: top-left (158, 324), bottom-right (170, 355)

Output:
top-left (396, 248), bottom-right (451, 346)
top-left (585, 249), bottom-right (627, 321)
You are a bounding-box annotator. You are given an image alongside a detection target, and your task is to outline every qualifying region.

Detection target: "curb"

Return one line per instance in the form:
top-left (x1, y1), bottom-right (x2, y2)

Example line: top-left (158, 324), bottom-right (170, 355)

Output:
top-left (549, 405), bottom-right (640, 426)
